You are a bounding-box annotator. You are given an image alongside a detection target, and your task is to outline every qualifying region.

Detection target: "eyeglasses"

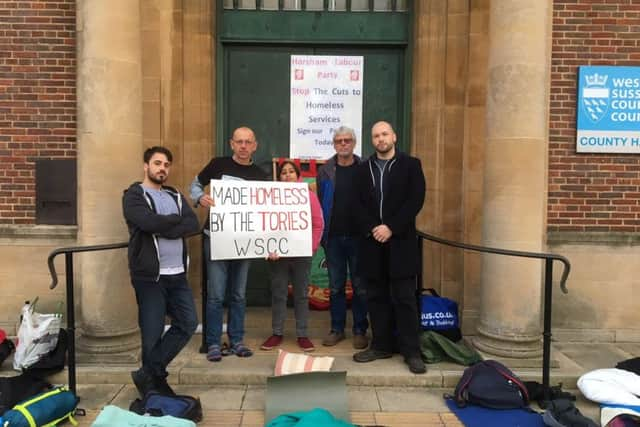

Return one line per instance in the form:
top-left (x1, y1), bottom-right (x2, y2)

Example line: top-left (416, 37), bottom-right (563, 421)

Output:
top-left (334, 138), bottom-right (353, 144)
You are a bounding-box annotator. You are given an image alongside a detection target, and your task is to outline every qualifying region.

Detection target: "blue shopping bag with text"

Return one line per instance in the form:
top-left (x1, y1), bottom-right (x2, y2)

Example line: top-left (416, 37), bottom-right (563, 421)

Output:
top-left (420, 288), bottom-right (459, 331)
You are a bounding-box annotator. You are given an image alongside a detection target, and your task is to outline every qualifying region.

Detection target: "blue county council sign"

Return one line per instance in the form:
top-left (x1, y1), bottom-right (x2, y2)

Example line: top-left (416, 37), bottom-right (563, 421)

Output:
top-left (577, 66), bottom-right (640, 153)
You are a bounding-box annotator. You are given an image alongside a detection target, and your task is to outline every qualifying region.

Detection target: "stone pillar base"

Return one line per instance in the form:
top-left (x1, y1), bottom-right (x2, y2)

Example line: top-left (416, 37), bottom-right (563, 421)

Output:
top-left (76, 327), bottom-right (140, 363)
top-left (474, 325), bottom-right (542, 359)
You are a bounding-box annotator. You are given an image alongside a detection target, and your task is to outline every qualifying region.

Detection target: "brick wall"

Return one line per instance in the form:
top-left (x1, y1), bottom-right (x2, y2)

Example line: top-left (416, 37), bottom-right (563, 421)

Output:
top-left (0, 0), bottom-right (75, 225)
top-left (549, 0), bottom-right (640, 232)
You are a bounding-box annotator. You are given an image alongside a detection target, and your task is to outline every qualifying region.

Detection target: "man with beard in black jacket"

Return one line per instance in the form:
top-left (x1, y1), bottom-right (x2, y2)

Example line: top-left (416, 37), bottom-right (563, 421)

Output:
top-left (352, 121), bottom-right (427, 374)
top-left (123, 146), bottom-right (199, 396)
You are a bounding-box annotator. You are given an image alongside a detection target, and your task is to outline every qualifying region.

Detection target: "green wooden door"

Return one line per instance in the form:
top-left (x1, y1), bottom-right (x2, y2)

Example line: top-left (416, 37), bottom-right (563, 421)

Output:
top-left (217, 3), bottom-right (411, 305)
top-left (223, 45), bottom-right (407, 169)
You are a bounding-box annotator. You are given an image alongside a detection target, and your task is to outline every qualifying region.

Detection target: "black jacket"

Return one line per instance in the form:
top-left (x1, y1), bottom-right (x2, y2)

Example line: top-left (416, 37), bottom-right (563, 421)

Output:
top-left (316, 154), bottom-right (362, 245)
top-left (353, 151), bottom-right (426, 279)
top-left (122, 182), bottom-right (199, 281)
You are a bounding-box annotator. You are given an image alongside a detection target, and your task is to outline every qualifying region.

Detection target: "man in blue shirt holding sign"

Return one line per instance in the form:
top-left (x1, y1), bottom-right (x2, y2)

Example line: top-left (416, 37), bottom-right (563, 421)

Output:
top-left (190, 126), bottom-right (268, 363)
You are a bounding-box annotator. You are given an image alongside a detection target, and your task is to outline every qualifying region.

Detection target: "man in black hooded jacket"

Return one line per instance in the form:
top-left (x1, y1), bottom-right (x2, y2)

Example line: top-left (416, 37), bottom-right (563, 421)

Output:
top-left (122, 146), bottom-right (199, 396)
top-left (352, 121), bottom-right (427, 374)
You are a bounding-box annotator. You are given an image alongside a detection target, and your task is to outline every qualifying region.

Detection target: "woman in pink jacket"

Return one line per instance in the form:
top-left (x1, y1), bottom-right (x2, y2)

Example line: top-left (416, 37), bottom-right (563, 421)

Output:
top-left (261, 160), bottom-right (324, 352)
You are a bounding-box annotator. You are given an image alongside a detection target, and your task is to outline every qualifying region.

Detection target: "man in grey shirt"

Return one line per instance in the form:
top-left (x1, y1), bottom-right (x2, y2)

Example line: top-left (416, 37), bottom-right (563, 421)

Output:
top-left (123, 146), bottom-right (199, 396)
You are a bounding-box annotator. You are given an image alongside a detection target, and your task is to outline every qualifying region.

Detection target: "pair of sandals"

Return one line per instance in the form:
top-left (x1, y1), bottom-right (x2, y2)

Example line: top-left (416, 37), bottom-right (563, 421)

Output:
top-left (207, 342), bottom-right (253, 362)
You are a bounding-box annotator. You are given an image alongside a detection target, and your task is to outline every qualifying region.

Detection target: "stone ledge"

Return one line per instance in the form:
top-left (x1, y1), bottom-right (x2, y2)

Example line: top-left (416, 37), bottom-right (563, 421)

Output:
top-left (553, 328), bottom-right (640, 343)
top-left (616, 329), bottom-right (640, 343)
top-left (0, 225), bottom-right (77, 243)
top-left (548, 231), bottom-right (640, 246)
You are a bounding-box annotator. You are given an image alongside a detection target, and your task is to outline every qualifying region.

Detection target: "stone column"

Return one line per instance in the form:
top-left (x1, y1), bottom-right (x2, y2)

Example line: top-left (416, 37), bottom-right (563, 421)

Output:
top-left (474, 0), bottom-right (552, 358)
top-left (75, 0), bottom-right (142, 356)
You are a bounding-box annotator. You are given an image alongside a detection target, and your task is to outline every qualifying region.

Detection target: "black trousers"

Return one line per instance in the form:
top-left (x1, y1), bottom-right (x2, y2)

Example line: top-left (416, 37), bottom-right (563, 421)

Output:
top-left (364, 267), bottom-right (421, 359)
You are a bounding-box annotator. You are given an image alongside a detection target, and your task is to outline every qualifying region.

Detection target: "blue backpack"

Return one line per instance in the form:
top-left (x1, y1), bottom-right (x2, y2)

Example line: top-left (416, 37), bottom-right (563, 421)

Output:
top-left (130, 392), bottom-right (202, 422)
top-left (451, 360), bottom-right (529, 409)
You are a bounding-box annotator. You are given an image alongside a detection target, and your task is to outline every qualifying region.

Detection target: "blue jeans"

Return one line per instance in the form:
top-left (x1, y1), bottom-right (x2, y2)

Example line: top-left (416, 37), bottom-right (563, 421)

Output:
top-left (131, 273), bottom-right (198, 378)
top-left (325, 235), bottom-right (368, 335)
top-left (204, 235), bottom-right (250, 347)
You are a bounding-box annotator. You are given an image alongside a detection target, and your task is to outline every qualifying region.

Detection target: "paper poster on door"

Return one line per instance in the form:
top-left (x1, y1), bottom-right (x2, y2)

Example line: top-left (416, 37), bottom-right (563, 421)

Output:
top-left (290, 55), bottom-right (364, 159)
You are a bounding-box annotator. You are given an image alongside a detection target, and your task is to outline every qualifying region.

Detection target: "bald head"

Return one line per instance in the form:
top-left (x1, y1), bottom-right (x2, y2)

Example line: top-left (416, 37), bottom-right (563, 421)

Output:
top-left (372, 121), bottom-right (393, 132)
top-left (232, 126), bottom-right (256, 141)
top-left (371, 121), bottom-right (397, 159)
top-left (230, 126), bottom-right (258, 165)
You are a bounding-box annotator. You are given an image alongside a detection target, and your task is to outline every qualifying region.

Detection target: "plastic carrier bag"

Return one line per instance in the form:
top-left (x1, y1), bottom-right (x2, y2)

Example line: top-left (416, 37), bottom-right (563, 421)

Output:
top-left (420, 288), bottom-right (462, 342)
top-left (13, 299), bottom-right (62, 371)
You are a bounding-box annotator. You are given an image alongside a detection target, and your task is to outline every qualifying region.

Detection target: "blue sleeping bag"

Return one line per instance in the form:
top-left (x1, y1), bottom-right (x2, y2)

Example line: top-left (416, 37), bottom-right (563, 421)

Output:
top-left (0, 386), bottom-right (78, 427)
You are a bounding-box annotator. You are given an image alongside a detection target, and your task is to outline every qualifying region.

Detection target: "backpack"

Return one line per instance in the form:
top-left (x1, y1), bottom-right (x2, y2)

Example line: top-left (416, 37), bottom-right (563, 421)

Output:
top-left (451, 360), bottom-right (529, 409)
top-left (0, 386), bottom-right (78, 427)
top-left (130, 392), bottom-right (203, 422)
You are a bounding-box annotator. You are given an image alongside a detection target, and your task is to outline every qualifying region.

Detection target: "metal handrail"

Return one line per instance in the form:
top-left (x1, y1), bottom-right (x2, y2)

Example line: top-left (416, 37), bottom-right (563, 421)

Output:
top-left (47, 229), bottom-right (571, 403)
top-left (416, 230), bottom-right (571, 405)
top-left (48, 242), bottom-right (127, 289)
top-left (46, 232), bottom-right (203, 395)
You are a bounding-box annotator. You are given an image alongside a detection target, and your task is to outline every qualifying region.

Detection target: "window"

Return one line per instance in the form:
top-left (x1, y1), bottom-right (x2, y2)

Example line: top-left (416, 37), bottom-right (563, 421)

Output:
top-left (223, 0), bottom-right (407, 11)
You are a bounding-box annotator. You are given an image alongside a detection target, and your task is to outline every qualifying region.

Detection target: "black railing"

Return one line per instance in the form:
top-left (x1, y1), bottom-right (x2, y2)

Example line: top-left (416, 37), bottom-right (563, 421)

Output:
top-left (416, 231), bottom-right (571, 404)
top-left (46, 232), bottom-right (204, 396)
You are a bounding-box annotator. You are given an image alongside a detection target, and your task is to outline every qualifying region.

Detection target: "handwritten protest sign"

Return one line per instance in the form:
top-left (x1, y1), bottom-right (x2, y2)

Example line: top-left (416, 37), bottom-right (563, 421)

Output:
top-left (209, 179), bottom-right (312, 260)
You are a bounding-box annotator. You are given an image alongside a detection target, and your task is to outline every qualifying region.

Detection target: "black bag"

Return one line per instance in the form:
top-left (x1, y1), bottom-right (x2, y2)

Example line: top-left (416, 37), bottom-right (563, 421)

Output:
top-left (24, 328), bottom-right (67, 378)
top-left (616, 356), bottom-right (640, 376)
top-left (452, 360), bottom-right (529, 409)
top-left (0, 373), bottom-right (51, 415)
top-left (524, 380), bottom-right (575, 408)
top-left (130, 391), bottom-right (203, 422)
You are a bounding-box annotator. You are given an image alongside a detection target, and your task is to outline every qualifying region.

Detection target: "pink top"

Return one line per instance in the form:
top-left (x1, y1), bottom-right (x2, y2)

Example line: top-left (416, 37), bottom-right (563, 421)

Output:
top-left (309, 188), bottom-right (324, 253)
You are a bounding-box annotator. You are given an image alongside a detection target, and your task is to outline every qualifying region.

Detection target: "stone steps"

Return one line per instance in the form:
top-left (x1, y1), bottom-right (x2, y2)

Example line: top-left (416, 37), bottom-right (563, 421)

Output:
top-left (3, 307), bottom-right (587, 390)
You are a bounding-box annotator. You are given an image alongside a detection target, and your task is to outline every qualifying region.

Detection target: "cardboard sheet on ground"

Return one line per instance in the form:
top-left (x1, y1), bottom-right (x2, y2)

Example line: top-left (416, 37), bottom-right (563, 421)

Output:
top-left (265, 371), bottom-right (349, 425)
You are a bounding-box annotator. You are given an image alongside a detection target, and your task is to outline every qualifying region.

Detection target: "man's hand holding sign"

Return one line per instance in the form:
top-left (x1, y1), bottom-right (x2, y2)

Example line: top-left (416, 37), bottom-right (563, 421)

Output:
top-left (209, 179), bottom-right (312, 260)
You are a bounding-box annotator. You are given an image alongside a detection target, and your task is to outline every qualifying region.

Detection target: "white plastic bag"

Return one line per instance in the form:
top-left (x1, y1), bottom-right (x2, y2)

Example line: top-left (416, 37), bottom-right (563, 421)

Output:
top-left (13, 299), bottom-right (62, 371)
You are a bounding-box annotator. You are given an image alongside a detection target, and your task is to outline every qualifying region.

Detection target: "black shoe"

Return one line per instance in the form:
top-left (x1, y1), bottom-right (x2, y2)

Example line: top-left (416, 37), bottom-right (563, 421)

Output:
top-left (353, 348), bottom-right (393, 363)
top-left (543, 398), bottom-right (598, 427)
top-left (405, 356), bottom-right (426, 374)
top-left (131, 369), bottom-right (156, 397)
top-left (154, 375), bottom-right (176, 396)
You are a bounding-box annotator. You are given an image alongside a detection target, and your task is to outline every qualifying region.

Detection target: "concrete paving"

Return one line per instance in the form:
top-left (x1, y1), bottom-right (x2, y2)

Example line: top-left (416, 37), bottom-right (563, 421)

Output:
top-left (4, 307), bottom-right (635, 426)
top-left (60, 386), bottom-right (600, 426)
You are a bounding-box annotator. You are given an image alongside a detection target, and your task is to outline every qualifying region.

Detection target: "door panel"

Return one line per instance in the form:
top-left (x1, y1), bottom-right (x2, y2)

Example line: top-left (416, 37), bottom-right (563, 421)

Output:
top-left (223, 45), bottom-right (405, 162)
top-left (224, 45), bottom-right (312, 173)
top-left (222, 45), bottom-right (406, 306)
top-left (317, 47), bottom-right (406, 149)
